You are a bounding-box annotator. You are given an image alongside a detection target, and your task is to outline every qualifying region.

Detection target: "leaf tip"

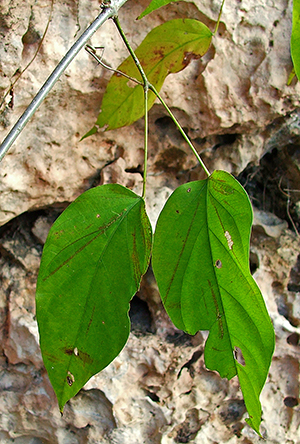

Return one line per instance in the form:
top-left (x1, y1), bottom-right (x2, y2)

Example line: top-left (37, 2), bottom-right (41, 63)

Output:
top-left (59, 403), bottom-right (65, 416)
top-left (80, 126), bottom-right (98, 141)
top-left (245, 417), bottom-right (262, 437)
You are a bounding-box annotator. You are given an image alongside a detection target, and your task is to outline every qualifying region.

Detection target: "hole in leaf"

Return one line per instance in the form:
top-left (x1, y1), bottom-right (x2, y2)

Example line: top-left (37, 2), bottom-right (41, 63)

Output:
top-left (233, 346), bottom-right (246, 366)
top-left (215, 259), bottom-right (222, 269)
top-left (67, 371), bottom-right (75, 386)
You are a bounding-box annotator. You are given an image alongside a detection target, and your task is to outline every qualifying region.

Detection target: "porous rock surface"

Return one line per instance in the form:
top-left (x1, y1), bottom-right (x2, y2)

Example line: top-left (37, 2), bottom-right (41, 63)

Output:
top-left (0, 0), bottom-right (299, 443)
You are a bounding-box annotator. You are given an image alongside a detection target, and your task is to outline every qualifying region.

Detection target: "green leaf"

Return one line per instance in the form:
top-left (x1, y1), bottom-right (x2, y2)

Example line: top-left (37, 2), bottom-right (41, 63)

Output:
top-left (138, 0), bottom-right (180, 19)
top-left (291, 0), bottom-right (300, 80)
top-left (152, 170), bottom-right (275, 434)
top-left (87, 19), bottom-right (212, 133)
top-left (36, 184), bottom-right (152, 411)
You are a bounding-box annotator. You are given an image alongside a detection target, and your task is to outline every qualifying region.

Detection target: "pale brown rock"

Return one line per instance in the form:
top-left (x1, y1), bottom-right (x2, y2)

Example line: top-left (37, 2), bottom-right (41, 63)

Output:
top-left (0, 0), bottom-right (300, 443)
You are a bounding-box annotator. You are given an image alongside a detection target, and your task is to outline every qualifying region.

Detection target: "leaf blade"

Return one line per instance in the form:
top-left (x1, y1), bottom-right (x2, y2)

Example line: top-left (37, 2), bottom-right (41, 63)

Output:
top-left (138, 0), bottom-right (180, 19)
top-left (89, 19), bottom-right (212, 132)
top-left (152, 171), bottom-right (275, 433)
top-left (291, 0), bottom-right (300, 80)
top-left (36, 184), bottom-right (152, 411)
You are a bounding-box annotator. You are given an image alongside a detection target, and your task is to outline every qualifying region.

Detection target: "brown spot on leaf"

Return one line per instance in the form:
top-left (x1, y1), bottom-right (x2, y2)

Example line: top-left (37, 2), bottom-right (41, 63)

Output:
top-left (78, 350), bottom-right (93, 365)
top-left (126, 79), bottom-right (136, 89)
top-left (63, 348), bottom-right (73, 356)
top-left (182, 51), bottom-right (201, 67)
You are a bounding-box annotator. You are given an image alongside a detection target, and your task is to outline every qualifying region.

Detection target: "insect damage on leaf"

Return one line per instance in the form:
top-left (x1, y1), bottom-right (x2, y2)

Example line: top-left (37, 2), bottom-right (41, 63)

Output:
top-left (234, 346), bottom-right (246, 367)
top-left (86, 19), bottom-right (212, 133)
top-left (215, 259), bottom-right (222, 268)
top-left (36, 184), bottom-right (152, 412)
top-left (67, 372), bottom-right (75, 386)
top-left (152, 170), bottom-right (275, 434)
top-left (224, 230), bottom-right (234, 250)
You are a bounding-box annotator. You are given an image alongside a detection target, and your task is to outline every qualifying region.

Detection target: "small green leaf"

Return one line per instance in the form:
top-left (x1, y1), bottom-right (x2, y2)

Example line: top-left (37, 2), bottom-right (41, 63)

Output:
top-left (291, 0), bottom-right (300, 80)
top-left (36, 184), bottom-right (152, 411)
top-left (152, 171), bottom-right (275, 434)
top-left (138, 0), bottom-right (180, 19)
top-left (87, 19), bottom-right (212, 133)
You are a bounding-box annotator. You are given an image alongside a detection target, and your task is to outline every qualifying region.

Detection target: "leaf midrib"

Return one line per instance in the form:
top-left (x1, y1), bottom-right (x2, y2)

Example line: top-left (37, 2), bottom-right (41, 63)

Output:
top-left (58, 197), bottom-right (142, 405)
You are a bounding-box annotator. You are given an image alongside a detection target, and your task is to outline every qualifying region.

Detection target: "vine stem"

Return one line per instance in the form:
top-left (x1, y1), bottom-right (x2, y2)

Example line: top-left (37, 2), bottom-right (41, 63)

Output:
top-left (213, 0), bottom-right (226, 36)
top-left (150, 85), bottom-right (210, 177)
top-left (113, 16), bottom-right (150, 197)
top-left (0, 0), bottom-right (130, 162)
top-left (143, 85), bottom-right (149, 199)
top-left (113, 17), bottom-right (210, 184)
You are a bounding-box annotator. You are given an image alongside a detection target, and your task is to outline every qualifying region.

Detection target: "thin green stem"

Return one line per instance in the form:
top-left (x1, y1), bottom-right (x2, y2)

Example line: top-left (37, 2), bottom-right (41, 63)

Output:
top-left (143, 85), bottom-right (149, 199)
top-left (213, 0), bottom-right (226, 36)
top-left (114, 16), bottom-right (210, 179)
top-left (113, 17), bottom-right (148, 85)
top-left (150, 85), bottom-right (210, 177)
top-left (114, 16), bottom-right (150, 197)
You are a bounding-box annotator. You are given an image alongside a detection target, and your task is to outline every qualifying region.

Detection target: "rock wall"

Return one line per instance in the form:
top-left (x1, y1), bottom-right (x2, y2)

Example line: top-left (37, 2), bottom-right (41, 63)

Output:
top-left (0, 0), bottom-right (299, 443)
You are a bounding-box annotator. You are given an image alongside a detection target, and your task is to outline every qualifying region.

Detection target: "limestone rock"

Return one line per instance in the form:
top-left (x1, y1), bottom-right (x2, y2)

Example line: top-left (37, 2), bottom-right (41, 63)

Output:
top-left (0, 0), bottom-right (299, 224)
top-left (0, 208), bottom-right (299, 443)
top-left (0, 0), bottom-right (300, 443)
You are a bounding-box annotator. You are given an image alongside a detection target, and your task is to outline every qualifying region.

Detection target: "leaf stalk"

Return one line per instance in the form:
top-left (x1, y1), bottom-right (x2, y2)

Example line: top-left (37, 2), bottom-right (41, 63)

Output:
top-left (149, 85), bottom-right (211, 177)
top-left (213, 0), bottom-right (226, 36)
top-left (113, 17), bottom-right (210, 180)
top-left (114, 16), bottom-right (151, 197)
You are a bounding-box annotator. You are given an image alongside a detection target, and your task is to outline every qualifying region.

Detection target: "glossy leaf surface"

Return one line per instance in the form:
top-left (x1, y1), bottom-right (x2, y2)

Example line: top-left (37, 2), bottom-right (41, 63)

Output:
top-left (36, 184), bottom-right (152, 411)
top-left (138, 0), bottom-right (180, 19)
top-left (87, 19), bottom-right (212, 133)
top-left (152, 170), bottom-right (275, 433)
top-left (291, 0), bottom-right (300, 80)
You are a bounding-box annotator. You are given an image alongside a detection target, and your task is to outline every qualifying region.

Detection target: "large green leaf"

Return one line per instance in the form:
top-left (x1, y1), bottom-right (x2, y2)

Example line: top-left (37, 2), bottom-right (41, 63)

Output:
top-left (36, 184), bottom-right (152, 411)
top-left (86, 19), bottom-right (212, 133)
top-left (138, 0), bottom-right (180, 19)
top-left (152, 170), bottom-right (275, 433)
top-left (291, 0), bottom-right (300, 80)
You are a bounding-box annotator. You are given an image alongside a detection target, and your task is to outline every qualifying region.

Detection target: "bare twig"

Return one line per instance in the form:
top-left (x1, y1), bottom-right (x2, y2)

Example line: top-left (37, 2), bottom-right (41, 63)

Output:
top-left (85, 44), bottom-right (143, 85)
top-left (0, 0), bottom-right (129, 162)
